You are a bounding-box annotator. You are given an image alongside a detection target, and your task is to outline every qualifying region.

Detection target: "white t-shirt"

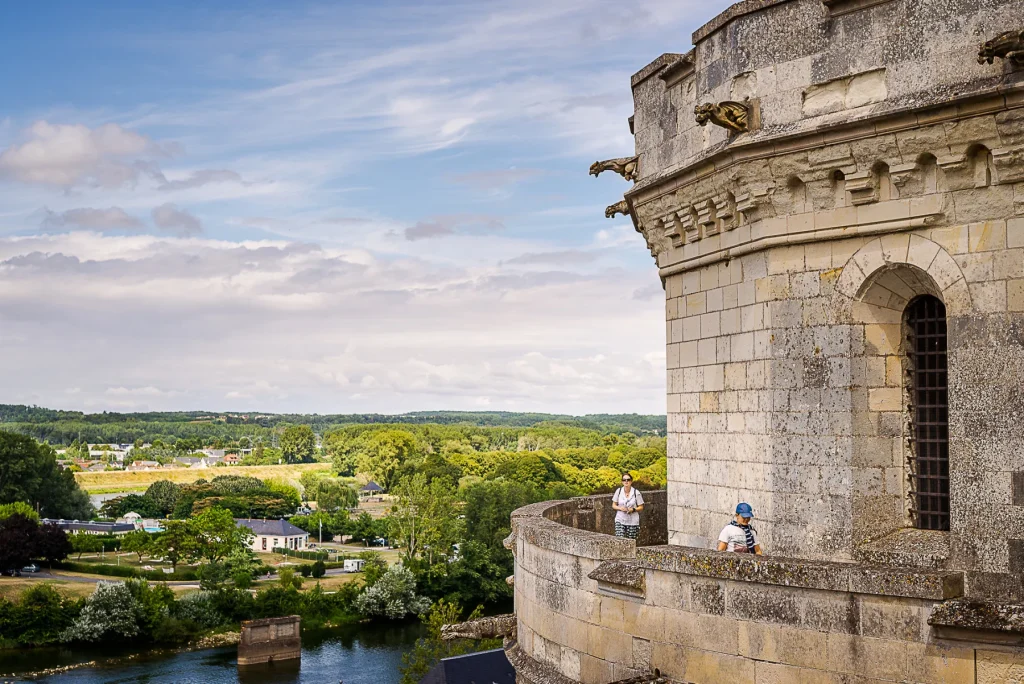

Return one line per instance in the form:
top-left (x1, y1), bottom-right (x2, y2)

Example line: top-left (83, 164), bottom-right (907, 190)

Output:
top-left (613, 487), bottom-right (644, 526)
top-left (718, 522), bottom-right (758, 552)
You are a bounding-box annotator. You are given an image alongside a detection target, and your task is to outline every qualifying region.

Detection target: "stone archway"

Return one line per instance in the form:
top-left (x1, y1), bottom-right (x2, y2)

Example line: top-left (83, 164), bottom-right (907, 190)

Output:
top-left (834, 235), bottom-right (969, 547)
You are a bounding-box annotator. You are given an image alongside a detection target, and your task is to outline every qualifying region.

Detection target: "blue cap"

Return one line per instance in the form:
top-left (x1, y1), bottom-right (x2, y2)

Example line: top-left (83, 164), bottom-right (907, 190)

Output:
top-left (735, 502), bottom-right (753, 517)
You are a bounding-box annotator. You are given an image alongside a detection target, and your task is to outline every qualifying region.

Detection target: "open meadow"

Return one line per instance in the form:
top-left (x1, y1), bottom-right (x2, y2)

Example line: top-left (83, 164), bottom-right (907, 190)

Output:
top-left (74, 463), bottom-right (332, 493)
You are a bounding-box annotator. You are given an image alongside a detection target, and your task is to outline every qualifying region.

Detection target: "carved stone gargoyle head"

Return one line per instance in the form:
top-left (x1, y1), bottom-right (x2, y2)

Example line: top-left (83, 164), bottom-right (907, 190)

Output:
top-left (589, 157), bottom-right (639, 182)
top-left (695, 101), bottom-right (750, 134)
top-left (978, 29), bottom-right (1024, 65)
top-left (605, 200), bottom-right (629, 219)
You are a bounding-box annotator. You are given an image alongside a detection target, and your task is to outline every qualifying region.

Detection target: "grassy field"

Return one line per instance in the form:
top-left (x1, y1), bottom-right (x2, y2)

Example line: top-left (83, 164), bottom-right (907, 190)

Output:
top-left (74, 463), bottom-right (332, 492)
top-left (0, 576), bottom-right (199, 601)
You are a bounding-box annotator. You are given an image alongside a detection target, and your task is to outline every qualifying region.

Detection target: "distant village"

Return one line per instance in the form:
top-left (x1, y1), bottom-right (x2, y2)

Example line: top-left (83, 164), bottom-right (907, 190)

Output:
top-left (56, 443), bottom-right (251, 472)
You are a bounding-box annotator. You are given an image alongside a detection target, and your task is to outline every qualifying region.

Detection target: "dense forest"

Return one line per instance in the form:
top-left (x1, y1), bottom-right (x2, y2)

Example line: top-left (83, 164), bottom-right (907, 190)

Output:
top-left (0, 404), bottom-right (665, 446)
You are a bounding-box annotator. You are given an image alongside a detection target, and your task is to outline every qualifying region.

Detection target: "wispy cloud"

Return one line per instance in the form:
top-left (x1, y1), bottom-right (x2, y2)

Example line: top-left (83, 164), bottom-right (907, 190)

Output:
top-left (152, 203), bottom-right (202, 236)
top-left (42, 207), bottom-right (143, 231)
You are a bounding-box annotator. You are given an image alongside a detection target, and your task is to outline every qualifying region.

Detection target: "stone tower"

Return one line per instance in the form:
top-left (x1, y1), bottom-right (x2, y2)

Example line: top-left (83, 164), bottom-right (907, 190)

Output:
top-left (506, 1), bottom-right (1024, 682)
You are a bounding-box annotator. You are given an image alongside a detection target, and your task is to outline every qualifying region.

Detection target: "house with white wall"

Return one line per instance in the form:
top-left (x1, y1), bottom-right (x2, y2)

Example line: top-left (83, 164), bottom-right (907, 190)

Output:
top-left (235, 519), bottom-right (309, 553)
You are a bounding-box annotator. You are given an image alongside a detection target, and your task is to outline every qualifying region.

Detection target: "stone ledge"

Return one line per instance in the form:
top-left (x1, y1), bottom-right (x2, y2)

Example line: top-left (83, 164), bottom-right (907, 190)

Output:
top-left (636, 545), bottom-right (964, 600)
top-left (505, 640), bottom-right (577, 684)
top-left (856, 528), bottom-right (950, 570)
top-left (692, 0), bottom-right (797, 45)
top-left (589, 560), bottom-right (646, 590)
top-left (929, 599), bottom-right (1024, 645)
top-left (631, 53), bottom-right (688, 89)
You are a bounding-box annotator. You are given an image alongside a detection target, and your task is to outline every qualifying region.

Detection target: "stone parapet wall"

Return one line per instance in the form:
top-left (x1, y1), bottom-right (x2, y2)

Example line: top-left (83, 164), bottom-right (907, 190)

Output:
top-left (543, 490), bottom-right (669, 548)
top-left (510, 498), bottom-right (1024, 683)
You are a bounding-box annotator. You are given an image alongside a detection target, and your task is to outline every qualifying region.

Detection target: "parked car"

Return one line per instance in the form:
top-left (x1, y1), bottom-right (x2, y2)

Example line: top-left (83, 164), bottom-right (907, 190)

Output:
top-left (21, 564), bottom-right (40, 573)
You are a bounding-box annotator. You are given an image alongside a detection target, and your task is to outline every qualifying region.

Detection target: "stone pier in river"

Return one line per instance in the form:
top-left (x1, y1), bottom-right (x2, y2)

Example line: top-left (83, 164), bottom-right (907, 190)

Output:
top-left (237, 615), bottom-right (301, 666)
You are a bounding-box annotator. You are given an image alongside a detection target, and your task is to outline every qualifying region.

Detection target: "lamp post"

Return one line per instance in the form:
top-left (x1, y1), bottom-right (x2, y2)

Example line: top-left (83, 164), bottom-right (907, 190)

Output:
top-left (319, 519), bottom-right (322, 545)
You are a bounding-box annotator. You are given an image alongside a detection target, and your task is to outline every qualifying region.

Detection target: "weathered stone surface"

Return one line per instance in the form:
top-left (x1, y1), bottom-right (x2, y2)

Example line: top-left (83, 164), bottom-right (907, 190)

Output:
top-left (589, 561), bottom-right (646, 592)
top-left (237, 615), bottom-right (301, 667)
top-left (513, 1), bottom-right (1024, 681)
top-left (441, 614), bottom-right (516, 641)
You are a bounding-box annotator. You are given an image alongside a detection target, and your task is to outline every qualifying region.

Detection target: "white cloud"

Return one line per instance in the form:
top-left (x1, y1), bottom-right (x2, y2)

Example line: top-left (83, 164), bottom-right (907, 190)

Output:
top-left (0, 121), bottom-right (163, 188)
top-left (0, 231), bottom-right (664, 413)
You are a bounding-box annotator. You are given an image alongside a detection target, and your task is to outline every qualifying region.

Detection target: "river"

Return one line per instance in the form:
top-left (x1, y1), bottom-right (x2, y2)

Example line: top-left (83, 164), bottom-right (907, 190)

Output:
top-left (0, 622), bottom-right (425, 683)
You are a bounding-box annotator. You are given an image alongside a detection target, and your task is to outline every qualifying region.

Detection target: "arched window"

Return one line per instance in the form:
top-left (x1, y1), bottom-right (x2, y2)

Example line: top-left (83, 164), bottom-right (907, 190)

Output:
top-left (906, 295), bottom-right (949, 531)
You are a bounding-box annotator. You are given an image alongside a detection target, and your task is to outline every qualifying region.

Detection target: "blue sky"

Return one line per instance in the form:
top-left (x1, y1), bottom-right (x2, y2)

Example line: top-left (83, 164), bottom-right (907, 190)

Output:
top-left (0, 0), bottom-right (730, 414)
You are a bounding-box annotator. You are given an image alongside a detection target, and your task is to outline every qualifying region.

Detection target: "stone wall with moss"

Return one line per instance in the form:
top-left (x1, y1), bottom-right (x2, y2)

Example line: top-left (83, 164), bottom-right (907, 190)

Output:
top-left (509, 497), bottom-right (1024, 683)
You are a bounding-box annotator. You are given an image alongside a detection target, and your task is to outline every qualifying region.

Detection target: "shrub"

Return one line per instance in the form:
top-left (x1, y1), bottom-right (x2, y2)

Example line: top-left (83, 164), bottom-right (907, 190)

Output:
top-left (299, 564), bottom-right (312, 578)
top-left (311, 560), bottom-right (326, 579)
top-left (62, 582), bottom-right (143, 642)
top-left (254, 586), bottom-right (301, 619)
top-left (173, 592), bottom-right (223, 629)
top-left (354, 565), bottom-right (430, 619)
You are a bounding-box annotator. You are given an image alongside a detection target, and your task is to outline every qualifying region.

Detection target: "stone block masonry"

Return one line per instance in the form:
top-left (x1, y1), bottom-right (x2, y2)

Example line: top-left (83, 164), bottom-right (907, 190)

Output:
top-left (237, 615), bottom-right (301, 666)
top-left (508, 0), bottom-right (1024, 681)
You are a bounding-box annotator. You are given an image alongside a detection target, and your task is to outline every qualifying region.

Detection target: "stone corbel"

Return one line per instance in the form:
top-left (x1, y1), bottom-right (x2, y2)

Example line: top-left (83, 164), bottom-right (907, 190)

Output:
top-left (713, 193), bottom-right (738, 232)
top-left (992, 148), bottom-right (1024, 184)
top-left (845, 171), bottom-right (877, 205)
top-left (696, 199), bottom-right (719, 237)
top-left (936, 153), bottom-right (968, 173)
top-left (735, 188), bottom-right (773, 224)
top-left (889, 162), bottom-right (918, 189)
top-left (660, 212), bottom-right (683, 248)
top-left (678, 207), bottom-right (700, 243)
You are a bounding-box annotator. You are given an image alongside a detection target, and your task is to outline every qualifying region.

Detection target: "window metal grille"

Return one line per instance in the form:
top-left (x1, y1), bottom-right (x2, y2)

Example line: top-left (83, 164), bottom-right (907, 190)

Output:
top-left (906, 295), bottom-right (950, 531)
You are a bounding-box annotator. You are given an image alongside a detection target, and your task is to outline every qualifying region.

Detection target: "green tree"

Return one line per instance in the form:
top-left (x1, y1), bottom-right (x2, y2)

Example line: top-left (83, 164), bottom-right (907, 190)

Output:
top-left (144, 480), bottom-right (180, 515)
top-left (152, 520), bottom-right (197, 571)
top-left (349, 512), bottom-right (381, 545)
top-left (280, 425), bottom-right (316, 464)
top-left (316, 479), bottom-right (358, 512)
top-left (0, 431), bottom-right (93, 519)
top-left (190, 507), bottom-right (253, 565)
top-left (0, 501), bottom-right (39, 522)
top-left (359, 551), bottom-right (388, 587)
top-left (388, 474), bottom-right (462, 566)
top-left (356, 430), bottom-right (418, 490)
top-left (278, 567), bottom-right (303, 590)
top-left (70, 533), bottom-right (103, 560)
top-left (121, 530), bottom-right (152, 562)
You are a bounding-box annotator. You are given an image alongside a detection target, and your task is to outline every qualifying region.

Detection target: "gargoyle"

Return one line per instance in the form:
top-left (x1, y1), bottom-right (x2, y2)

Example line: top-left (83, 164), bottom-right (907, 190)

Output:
top-left (978, 29), bottom-right (1024, 65)
top-left (441, 614), bottom-right (516, 641)
top-left (605, 200), bottom-right (629, 219)
top-left (590, 156), bottom-right (639, 182)
top-left (695, 101), bottom-right (749, 134)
